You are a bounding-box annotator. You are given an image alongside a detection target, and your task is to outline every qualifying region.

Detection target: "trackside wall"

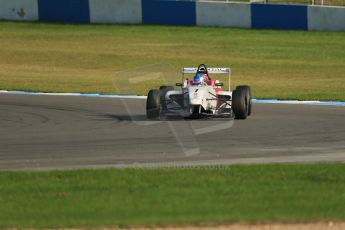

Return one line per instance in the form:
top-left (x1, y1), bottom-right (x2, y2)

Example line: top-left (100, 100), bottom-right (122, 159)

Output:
top-left (0, 0), bottom-right (345, 32)
top-left (89, 0), bottom-right (142, 24)
top-left (196, 2), bottom-right (251, 28)
top-left (142, 0), bottom-right (196, 26)
top-left (308, 6), bottom-right (345, 31)
top-left (38, 0), bottom-right (90, 23)
top-left (251, 4), bottom-right (308, 30)
top-left (0, 0), bottom-right (38, 21)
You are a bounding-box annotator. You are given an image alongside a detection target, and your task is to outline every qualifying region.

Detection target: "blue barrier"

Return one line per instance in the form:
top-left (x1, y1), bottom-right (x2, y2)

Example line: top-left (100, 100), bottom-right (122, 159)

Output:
top-left (251, 4), bottom-right (308, 30)
top-left (142, 0), bottom-right (196, 26)
top-left (38, 0), bottom-right (90, 23)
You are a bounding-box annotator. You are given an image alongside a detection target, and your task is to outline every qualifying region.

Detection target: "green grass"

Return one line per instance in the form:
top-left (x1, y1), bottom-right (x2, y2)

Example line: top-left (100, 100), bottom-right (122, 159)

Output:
top-left (1, 164), bottom-right (345, 228)
top-left (0, 22), bottom-right (344, 100)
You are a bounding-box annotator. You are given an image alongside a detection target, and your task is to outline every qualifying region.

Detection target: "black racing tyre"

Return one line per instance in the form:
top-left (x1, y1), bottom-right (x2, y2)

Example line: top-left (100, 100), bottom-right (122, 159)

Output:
top-left (159, 86), bottom-right (174, 111)
top-left (235, 85), bottom-right (252, 116)
top-left (146, 89), bottom-right (161, 119)
top-left (159, 85), bottom-right (174, 90)
top-left (232, 88), bottom-right (249, 119)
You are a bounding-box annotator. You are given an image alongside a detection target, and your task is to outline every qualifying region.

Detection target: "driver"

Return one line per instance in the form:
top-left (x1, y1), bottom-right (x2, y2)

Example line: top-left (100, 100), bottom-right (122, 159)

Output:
top-left (193, 73), bottom-right (209, 85)
top-left (193, 73), bottom-right (205, 85)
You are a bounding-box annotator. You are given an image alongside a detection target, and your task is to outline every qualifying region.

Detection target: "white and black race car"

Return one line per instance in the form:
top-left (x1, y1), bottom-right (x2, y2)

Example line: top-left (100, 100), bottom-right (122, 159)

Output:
top-left (146, 64), bottom-right (252, 119)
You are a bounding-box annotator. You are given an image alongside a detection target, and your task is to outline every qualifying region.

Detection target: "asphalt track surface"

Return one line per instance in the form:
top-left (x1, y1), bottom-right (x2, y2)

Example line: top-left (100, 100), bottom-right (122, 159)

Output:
top-left (0, 94), bottom-right (344, 170)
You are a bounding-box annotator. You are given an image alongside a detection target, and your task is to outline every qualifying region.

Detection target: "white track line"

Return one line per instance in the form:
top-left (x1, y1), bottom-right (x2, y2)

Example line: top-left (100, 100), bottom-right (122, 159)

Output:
top-left (0, 90), bottom-right (344, 106)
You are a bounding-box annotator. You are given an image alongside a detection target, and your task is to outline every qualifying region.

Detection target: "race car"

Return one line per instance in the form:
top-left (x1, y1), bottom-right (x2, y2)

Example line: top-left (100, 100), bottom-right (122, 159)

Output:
top-left (146, 64), bottom-right (252, 119)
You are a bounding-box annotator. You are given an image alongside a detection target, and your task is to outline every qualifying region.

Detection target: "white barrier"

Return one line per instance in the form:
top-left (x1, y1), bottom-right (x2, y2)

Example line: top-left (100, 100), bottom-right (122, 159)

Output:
top-left (0, 0), bottom-right (38, 21)
top-left (196, 2), bottom-right (251, 28)
top-left (308, 5), bottom-right (345, 31)
top-left (89, 0), bottom-right (142, 24)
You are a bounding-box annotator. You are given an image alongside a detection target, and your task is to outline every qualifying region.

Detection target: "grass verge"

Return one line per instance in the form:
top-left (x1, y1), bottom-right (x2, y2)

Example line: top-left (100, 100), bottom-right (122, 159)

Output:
top-left (1, 164), bottom-right (345, 228)
top-left (0, 22), bottom-right (344, 100)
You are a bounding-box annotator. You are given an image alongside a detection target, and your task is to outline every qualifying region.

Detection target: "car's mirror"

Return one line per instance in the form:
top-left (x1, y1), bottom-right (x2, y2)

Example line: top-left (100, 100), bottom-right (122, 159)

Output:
top-left (215, 82), bottom-right (223, 87)
top-left (176, 83), bottom-right (183, 87)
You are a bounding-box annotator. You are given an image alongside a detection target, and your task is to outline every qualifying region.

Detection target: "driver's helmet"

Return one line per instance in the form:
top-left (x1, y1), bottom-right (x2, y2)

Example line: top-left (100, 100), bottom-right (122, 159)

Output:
top-left (193, 73), bottom-right (205, 85)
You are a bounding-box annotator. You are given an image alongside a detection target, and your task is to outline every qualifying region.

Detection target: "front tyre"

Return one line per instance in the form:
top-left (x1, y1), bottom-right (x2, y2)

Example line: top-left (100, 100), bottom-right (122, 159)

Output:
top-left (146, 89), bottom-right (161, 119)
top-left (236, 85), bottom-right (252, 116)
top-left (232, 86), bottom-right (251, 119)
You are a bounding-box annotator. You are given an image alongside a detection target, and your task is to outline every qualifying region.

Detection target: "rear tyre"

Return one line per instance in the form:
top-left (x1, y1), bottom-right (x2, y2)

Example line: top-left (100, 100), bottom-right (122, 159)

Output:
top-left (236, 85), bottom-right (252, 116)
top-left (159, 86), bottom-right (174, 111)
top-left (232, 87), bottom-right (250, 119)
top-left (146, 89), bottom-right (161, 119)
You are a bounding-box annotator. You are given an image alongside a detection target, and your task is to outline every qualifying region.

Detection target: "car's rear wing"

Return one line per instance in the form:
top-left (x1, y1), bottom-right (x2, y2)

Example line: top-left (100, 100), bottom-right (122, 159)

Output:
top-left (182, 67), bottom-right (231, 91)
top-left (182, 67), bottom-right (231, 74)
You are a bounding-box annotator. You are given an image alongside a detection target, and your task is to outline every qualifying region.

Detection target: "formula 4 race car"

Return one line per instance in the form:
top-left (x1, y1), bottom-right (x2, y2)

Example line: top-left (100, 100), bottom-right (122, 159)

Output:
top-left (146, 64), bottom-right (252, 119)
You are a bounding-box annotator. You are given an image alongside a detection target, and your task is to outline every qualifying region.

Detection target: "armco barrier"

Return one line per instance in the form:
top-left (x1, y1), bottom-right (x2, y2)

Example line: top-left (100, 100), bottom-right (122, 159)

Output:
top-left (38, 0), bottom-right (89, 23)
top-left (308, 6), bottom-right (345, 31)
top-left (89, 0), bottom-right (142, 24)
top-left (142, 0), bottom-right (196, 26)
top-left (251, 3), bottom-right (308, 30)
top-left (0, 0), bottom-right (38, 21)
top-left (196, 2), bottom-right (251, 28)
